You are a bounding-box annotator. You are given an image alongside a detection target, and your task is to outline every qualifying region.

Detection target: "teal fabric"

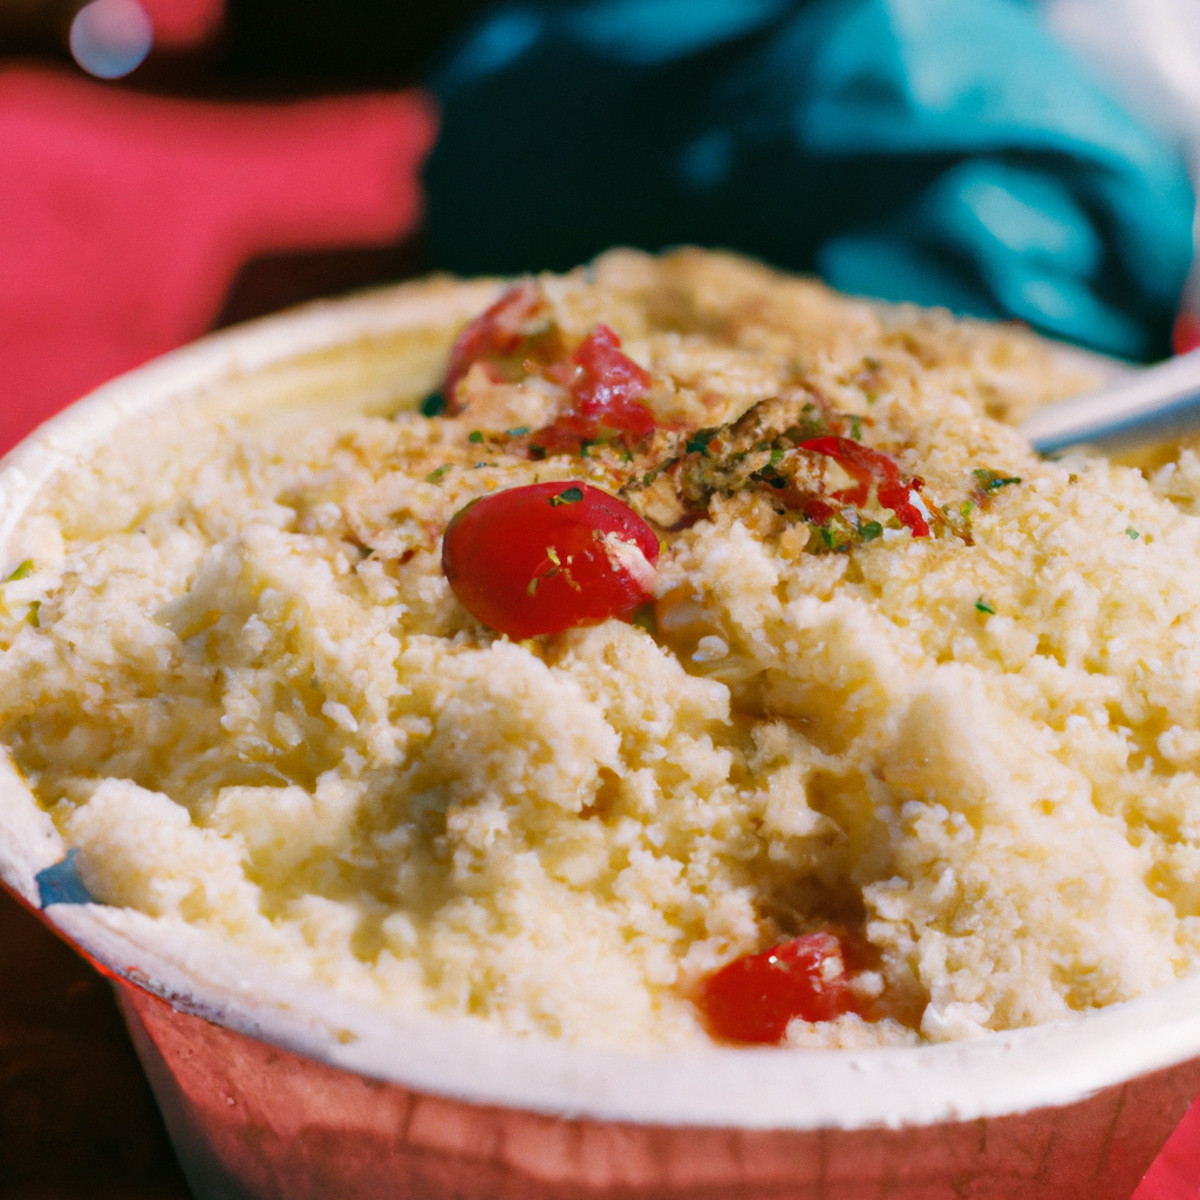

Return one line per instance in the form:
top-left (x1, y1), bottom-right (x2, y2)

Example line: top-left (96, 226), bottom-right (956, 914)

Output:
top-left (425, 0), bottom-right (1195, 360)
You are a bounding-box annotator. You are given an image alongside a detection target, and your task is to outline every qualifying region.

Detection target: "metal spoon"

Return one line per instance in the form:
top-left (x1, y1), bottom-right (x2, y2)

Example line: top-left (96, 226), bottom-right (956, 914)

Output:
top-left (1020, 347), bottom-right (1200, 455)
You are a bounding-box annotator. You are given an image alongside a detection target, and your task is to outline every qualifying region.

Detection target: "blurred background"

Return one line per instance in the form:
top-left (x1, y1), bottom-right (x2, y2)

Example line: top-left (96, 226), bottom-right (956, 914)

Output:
top-left (2, 1), bottom-right (1200, 1196)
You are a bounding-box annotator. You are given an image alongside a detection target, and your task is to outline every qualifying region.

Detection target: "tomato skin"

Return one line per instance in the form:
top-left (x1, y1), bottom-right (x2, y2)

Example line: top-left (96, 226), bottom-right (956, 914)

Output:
top-left (570, 324), bottom-right (655, 433)
top-left (441, 482), bottom-right (660, 639)
top-left (443, 281), bottom-right (550, 406)
top-left (698, 932), bottom-right (861, 1045)
top-left (798, 436), bottom-right (930, 538)
top-left (534, 324), bottom-right (657, 453)
top-left (442, 282), bottom-right (657, 451)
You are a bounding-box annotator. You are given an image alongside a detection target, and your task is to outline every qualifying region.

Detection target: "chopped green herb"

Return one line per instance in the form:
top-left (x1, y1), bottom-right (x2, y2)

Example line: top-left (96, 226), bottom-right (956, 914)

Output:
top-left (849, 416), bottom-right (863, 441)
top-left (420, 392), bottom-right (447, 417)
top-left (505, 425), bottom-right (530, 437)
top-left (973, 468), bottom-right (1022, 492)
top-left (468, 430), bottom-right (484, 444)
top-left (1125, 526), bottom-right (1140, 540)
top-left (5, 560), bottom-right (33, 582)
top-left (975, 598), bottom-right (996, 615)
top-left (549, 486), bottom-right (585, 506)
top-left (426, 464), bottom-right (452, 484)
top-left (859, 520), bottom-right (883, 542)
top-left (630, 604), bottom-right (657, 635)
top-left (686, 428), bottom-right (719, 456)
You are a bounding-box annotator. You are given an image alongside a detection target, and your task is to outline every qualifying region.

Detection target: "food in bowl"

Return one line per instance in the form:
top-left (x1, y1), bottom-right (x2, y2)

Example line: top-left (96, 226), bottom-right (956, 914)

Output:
top-left (2, 247), bottom-right (1196, 1056)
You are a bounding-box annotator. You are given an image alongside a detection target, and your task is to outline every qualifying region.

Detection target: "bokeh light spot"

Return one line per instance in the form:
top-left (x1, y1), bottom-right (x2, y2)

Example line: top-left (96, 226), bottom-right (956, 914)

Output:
top-left (69, 0), bottom-right (154, 79)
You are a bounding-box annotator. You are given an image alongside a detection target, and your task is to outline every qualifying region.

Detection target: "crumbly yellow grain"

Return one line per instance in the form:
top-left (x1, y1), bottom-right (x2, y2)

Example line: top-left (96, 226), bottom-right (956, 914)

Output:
top-left (2, 248), bottom-right (1194, 1048)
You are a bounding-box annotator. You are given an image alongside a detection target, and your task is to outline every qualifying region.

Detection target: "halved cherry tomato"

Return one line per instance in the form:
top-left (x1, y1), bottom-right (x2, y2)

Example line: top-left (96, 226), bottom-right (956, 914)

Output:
top-left (697, 932), bottom-right (861, 1045)
top-left (441, 481), bottom-right (659, 639)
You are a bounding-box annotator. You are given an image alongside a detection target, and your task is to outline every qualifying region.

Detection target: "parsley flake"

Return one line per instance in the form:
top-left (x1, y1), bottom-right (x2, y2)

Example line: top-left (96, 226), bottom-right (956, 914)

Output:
top-left (973, 468), bottom-right (1022, 492)
top-left (468, 430), bottom-right (484, 444)
top-left (420, 392), bottom-right (447, 417)
top-left (975, 598), bottom-right (996, 615)
top-left (1125, 526), bottom-right (1140, 540)
top-left (549, 486), bottom-right (584, 506)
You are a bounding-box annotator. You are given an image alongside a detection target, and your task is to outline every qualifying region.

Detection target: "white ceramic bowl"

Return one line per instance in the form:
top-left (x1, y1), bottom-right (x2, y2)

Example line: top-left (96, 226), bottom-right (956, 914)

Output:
top-left (2, 281), bottom-right (1199, 1200)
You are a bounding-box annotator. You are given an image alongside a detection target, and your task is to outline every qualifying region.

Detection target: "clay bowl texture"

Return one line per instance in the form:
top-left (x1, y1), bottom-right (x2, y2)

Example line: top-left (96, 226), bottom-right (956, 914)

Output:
top-left (2, 282), bottom-right (1199, 1200)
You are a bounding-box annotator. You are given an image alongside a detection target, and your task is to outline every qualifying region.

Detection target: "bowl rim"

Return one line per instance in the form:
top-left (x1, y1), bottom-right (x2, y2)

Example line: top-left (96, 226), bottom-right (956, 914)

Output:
top-left (2, 276), bottom-right (1197, 1133)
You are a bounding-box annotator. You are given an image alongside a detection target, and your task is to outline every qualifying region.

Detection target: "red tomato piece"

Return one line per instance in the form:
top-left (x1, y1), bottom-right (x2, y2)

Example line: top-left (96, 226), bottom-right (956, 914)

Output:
top-left (443, 281), bottom-right (550, 407)
top-left (441, 481), bottom-right (660, 639)
top-left (799, 436), bottom-right (930, 538)
top-left (571, 324), bottom-right (655, 430)
top-left (535, 325), bottom-right (656, 452)
top-left (698, 932), bottom-right (861, 1045)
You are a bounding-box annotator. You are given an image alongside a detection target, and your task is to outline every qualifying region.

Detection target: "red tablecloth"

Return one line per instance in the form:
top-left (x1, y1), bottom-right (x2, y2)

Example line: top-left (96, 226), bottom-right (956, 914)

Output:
top-left (0, 62), bottom-right (436, 455)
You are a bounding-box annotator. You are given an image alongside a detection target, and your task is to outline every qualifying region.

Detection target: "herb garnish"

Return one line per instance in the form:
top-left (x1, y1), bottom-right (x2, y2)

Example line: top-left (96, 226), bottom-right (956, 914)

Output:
top-left (686, 428), bottom-right (720, 456)
top-left (972, 468), bottom-right (1021, 492)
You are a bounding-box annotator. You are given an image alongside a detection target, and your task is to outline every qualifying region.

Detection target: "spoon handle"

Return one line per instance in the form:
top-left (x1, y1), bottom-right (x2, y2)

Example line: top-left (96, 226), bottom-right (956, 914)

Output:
top-left (1021, 348), bottom-right (1200, 455)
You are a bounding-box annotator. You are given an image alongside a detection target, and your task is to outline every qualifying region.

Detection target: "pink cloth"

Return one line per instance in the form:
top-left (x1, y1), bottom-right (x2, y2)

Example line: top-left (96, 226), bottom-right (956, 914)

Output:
top-left (1135, 1091), bottom-right (1200, 1198)
top-left (0, 64), bottom-right (437, 454)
